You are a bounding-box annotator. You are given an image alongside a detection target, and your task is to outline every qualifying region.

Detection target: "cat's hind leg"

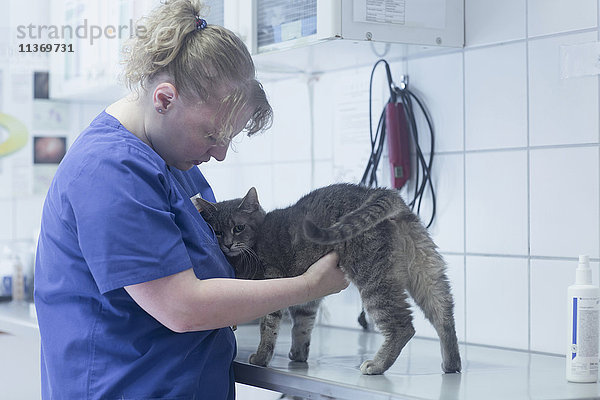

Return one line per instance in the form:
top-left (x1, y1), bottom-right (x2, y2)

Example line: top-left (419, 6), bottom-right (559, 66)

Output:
top-left (249, 310), bottom-right (283, 367)
top-left (407, 251), bottom-right (461, 373)
top-left (359, 281), bottom-right (415, 375)
top-left (288, 300), bottom-right (320, 362)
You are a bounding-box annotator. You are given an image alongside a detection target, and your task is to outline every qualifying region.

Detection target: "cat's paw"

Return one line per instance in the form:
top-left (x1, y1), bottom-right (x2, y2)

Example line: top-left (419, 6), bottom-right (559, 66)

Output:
top-left (288, 350), bottom-right (308, 362)
top-left (249, 353), bottom-right (268, 367)
top-left (289, 343), bottom-right (310, 362)
top-left (442, 358), bottom-right (462, 373)
top-left (359, 359), bottom-right (385, 375)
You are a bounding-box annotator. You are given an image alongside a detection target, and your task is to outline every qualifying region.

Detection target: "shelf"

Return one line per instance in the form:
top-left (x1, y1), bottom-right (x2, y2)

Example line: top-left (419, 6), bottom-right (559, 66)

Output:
top-left (0, 301), bottom-right (38, 338)
top-left (253, 38), bottom-right (461, 80)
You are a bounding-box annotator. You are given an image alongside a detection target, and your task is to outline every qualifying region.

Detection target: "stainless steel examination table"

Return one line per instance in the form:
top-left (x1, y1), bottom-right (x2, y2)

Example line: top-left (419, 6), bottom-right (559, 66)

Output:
top-left (2, 302), bottom-right (600, 400)
top-left (234, 323), bottom-right (600, 400)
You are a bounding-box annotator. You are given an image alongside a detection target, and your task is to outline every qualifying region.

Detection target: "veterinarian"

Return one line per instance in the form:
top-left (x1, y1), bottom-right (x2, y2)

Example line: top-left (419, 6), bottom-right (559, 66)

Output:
top-left (34, 1), bottom-right (349, 398)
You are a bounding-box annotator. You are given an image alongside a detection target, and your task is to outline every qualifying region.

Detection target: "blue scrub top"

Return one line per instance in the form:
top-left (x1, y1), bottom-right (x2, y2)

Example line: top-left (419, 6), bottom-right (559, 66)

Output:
top-left (35, 111), bottom-right (237, 400)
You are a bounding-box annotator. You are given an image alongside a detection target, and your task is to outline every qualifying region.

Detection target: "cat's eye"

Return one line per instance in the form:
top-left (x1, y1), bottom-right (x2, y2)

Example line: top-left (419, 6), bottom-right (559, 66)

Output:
top-left (233, 225), bottom-right (245, 234)
top-left (214, 230), bottom-right (223, 237)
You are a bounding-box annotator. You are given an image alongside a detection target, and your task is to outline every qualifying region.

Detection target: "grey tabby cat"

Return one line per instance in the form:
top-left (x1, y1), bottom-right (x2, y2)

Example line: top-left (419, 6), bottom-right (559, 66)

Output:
top-left (191, 183), bottom-right (461, 375)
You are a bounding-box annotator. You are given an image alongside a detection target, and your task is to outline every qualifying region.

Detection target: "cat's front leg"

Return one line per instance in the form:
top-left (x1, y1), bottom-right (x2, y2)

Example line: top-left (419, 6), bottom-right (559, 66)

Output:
top-left (249, 310), bottom-right (283, 366)
top-left (288, 301), bottom-right (319, 362)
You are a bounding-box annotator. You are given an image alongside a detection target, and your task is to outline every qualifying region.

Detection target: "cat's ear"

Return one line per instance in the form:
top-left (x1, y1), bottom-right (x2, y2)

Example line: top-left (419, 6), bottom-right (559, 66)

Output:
top-left (238, 187), bottom-right (260, 213)
top-left (190, 194), bottom-right (217, 214)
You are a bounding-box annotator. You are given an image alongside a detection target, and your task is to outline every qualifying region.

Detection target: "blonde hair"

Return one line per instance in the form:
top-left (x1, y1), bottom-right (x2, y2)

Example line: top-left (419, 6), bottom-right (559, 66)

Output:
top-left (123, 0), bottom-right (272, 142)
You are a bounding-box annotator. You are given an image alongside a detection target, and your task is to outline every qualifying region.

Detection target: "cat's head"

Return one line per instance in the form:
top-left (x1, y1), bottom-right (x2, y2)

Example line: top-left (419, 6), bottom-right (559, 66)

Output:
top-left (191, 187), bottom-right (266, 260)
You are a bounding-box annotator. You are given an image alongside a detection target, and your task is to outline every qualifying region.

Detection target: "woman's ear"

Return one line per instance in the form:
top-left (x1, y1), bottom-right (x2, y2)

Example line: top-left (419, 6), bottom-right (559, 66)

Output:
top-left (153, 83), bottom-right (178, 113)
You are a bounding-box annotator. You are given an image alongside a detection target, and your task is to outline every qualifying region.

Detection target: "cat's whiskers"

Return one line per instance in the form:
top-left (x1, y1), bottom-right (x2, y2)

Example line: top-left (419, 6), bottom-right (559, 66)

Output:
top-left (239, 244), bottom-right (260, 279)
top-left (229, 242), bottom-right (255, 278)
top-left (238, 248), bottom-right (252, 277)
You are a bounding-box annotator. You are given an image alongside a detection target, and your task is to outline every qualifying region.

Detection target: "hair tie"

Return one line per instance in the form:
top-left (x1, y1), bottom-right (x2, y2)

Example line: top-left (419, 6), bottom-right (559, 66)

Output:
top-left (195, 16), bottom-right (207, 30)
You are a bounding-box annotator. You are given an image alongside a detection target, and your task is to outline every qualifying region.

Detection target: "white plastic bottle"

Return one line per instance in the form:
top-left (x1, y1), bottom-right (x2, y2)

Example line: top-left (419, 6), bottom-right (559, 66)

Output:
top-left (0, 246), bottom-right (14, 300)
top-left (12, 254), bottom-right (25, 302)
top-left (567, 255), bottom-right (600, 382)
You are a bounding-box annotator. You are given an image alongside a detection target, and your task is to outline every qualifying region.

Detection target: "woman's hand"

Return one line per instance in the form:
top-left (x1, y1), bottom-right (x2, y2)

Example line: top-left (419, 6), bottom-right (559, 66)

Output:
top-left (301, 252), bottom-right (349, 301)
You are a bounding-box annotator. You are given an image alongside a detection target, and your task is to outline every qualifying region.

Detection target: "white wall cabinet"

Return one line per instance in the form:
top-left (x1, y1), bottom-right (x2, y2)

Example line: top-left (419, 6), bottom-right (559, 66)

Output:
top-left (48, 0), bottom-right (463, 101)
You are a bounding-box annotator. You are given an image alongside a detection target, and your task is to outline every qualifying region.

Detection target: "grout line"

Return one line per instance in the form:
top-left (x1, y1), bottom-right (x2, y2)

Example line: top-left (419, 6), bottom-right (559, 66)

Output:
top-left (440, 251), bottom-right (600, 264)
top-left (462, 27), bottom-right (598, 52)
top-left (461, 46), bottom-right (468, 347)
top-left (306, 73), bottom-right (317, 190)
top-left (422, 141), bottom-right (600, 157)
top-left (219, 144), bottom-right (600, 166)
top-left (217, 159), bottom-right (319, 167)
top-left (525, 0), bottom-right (532, 353)
top-left (374, 27), bottom-right (600, 69)
top-left (386, 27), bottom-right (597, 66)
top-left (597, 0), bottom-right (600, 280)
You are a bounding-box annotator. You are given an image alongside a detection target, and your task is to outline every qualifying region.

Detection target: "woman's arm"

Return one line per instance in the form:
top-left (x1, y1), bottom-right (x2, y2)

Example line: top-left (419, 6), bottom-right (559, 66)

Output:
top-left (124, 252), bottom-right (347, 332)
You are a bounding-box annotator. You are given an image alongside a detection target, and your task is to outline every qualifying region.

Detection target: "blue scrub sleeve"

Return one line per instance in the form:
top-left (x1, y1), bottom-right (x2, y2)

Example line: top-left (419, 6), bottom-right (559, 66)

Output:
top-left (67, 146), bottom-right (193, 294)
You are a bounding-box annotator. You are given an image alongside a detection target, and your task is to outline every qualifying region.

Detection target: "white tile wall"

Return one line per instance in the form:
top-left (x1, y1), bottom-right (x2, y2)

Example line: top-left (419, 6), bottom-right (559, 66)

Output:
top-left (528, 32), bottom-right (599, 147)
top-left (311, 74), bottom-right (336, 161)
top-left (270, 161), bottom-right (312, 208)
top-left (197, 163), bottom-right (239, 201)
top-left (224, 126), bottom-right (274, 166)
top-left (312, 160), bottom-right (335, 188)
top-left (268, 79), bottom-right (312, 164)
top-left (464, 42), bottom-right (528, 150)
top-left (425, 153), bottom-right (464, 254)
top-left (529, 146), bottom-right (599, 258)
top-left (466, 256), bottom-right (529, 349)
top-left (465, 0), bottom-right (526, 46)
top-left (403, 52), bottom-right (464, 153)
top-left (232, 164), bottom-right (275, 210)
top-left (527, 0), bottom-right (597, 38)
top-left (465, 150), bottom-right (528, 255)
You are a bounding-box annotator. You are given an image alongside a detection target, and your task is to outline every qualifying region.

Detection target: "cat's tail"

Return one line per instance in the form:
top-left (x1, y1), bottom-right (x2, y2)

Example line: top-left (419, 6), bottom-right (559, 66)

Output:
top-left (303, 189), bottom-right (409, 245)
